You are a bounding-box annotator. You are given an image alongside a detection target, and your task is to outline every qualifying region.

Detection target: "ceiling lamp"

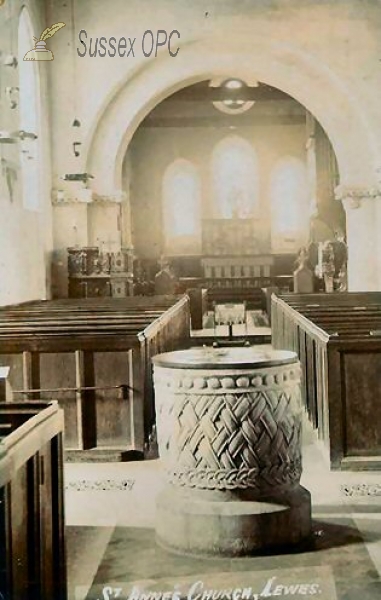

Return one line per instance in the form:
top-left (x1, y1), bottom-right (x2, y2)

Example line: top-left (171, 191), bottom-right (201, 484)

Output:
top-left (210, 78), bottom-right (256, 115)
top-left (3, 54), bottom-right (18, 68)
top-left (62, 173), bottom-right (94, 184)
top-left (16, 130), bottom-right (38, 140)
top-left (213, 100), bottom-right (255, 115)
top-left (209, 76), bottom-right (259, 88)
top-left (5, 86), bottom-right (19, 109)
top-left (224, 79), bottom-right (244, 89)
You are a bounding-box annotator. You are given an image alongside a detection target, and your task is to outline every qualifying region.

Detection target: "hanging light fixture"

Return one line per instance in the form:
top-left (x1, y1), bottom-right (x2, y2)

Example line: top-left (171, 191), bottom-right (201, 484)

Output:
top-left (210, 78), bottom-right (257, 115)
top-left (61, 173), bottom-right (94, 183)
top-left (3, 54), bottom-right (18, 67)
top-left (224, 79), bottom-right (244, 89)
top-left (0, 129), bottom-right (38, 143)
top-left (0, 131), bottom-right (17, 144)
top-left (5, 87), bottom-right (19, 109)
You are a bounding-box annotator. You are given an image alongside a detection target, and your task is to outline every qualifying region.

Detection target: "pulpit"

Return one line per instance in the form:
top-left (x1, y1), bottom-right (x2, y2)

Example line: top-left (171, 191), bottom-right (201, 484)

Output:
top-left (68, 246), bottom-right (134, 298)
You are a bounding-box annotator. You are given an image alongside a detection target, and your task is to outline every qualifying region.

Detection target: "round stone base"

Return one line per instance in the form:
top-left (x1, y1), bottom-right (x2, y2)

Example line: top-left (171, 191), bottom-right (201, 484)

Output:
top-left (156, 485), bottom-right (312, 557)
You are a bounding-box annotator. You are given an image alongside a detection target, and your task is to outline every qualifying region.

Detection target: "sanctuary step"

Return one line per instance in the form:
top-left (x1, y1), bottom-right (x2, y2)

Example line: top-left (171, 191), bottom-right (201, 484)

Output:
top-left (190, 309), bottom-right (271, 346)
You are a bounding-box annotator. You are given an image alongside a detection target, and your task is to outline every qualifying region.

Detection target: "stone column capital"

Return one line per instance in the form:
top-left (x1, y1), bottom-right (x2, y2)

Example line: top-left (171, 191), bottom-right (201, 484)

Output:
top-left (335, 184), bottom-right (381, 209)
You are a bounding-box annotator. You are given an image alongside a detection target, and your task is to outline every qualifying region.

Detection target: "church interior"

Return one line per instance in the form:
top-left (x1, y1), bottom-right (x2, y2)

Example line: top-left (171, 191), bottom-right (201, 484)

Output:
top-left (0, 1), bottom-right (381, 599)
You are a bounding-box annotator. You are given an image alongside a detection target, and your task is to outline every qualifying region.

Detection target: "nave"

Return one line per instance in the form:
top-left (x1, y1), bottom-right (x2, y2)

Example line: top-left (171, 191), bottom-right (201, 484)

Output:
top-left (1, 291), bottom-right (381, 600)
top-left (2, 1), bottom-right (381, 598)
top-left (65, 418), bottom-right (381, 600)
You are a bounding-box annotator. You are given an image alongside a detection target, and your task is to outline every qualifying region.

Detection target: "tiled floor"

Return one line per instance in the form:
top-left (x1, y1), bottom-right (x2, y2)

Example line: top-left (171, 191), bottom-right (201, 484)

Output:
top-left (65, 421), bottom-right (381, 600)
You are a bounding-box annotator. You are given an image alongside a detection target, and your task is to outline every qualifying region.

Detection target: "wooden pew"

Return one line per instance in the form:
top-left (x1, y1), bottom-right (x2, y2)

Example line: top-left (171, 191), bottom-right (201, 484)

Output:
top-left (272, 292), bottom-right (381, 470)
top-left (187, 288), bottom-right (208, 330)
top-left (0, 400), bottom-right (66, 600)
top-left (0, 296), bottom-right (190, 460)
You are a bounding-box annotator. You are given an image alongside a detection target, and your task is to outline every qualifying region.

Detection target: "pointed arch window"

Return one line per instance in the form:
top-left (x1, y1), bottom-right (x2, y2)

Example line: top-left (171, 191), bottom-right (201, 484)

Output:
top-left (212, 136), bottom-right (258, 219)
top-left (162, 159), bottom-right (201, 254)
top-left (18, 8), bottom-right (42, 211)
top-left (270, 157), bottom-right (309, 237)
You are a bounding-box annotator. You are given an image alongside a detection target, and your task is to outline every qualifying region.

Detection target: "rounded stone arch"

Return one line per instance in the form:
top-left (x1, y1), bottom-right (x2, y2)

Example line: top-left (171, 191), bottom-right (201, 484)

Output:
top-left (85, 33), bottom-right (379, 196)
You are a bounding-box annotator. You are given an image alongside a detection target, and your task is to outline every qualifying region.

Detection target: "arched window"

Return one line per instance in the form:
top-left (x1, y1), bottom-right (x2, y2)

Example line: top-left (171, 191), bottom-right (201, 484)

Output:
top-left (162, 159), bottom-right (201, 254)
top-left (270, 157), bottom-right (309, 240)
top-left (212, 136), bottom-right (258, 219)
top-left (18, 8), bottom-right (41, 211)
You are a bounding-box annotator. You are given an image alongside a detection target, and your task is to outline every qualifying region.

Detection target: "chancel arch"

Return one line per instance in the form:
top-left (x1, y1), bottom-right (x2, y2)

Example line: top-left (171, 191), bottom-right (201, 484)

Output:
top-left (86, 33), bottom-right (380, 290)
top-left (86, 34), bottom-right (378, 191)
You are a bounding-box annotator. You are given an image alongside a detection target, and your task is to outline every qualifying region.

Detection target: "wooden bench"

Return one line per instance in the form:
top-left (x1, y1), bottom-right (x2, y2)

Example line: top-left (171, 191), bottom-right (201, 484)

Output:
top-left (0, 296), bottom-right (191, 460)
top-left (272, 292), bottom-right (381, 470)
top-left (0, 399), bottom-right (66, 599)
top-left (186, 288), bottom-right (208, 330)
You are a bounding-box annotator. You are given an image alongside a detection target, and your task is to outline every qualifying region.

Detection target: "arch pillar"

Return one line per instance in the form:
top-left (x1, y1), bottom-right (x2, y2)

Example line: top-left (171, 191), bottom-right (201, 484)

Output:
top-left (336, 185), bottom-right (381, 291)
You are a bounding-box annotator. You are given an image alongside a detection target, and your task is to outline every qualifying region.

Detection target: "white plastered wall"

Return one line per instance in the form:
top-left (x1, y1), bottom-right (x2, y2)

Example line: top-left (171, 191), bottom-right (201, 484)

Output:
top-left (0, 0), bottom-right (53, 305)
